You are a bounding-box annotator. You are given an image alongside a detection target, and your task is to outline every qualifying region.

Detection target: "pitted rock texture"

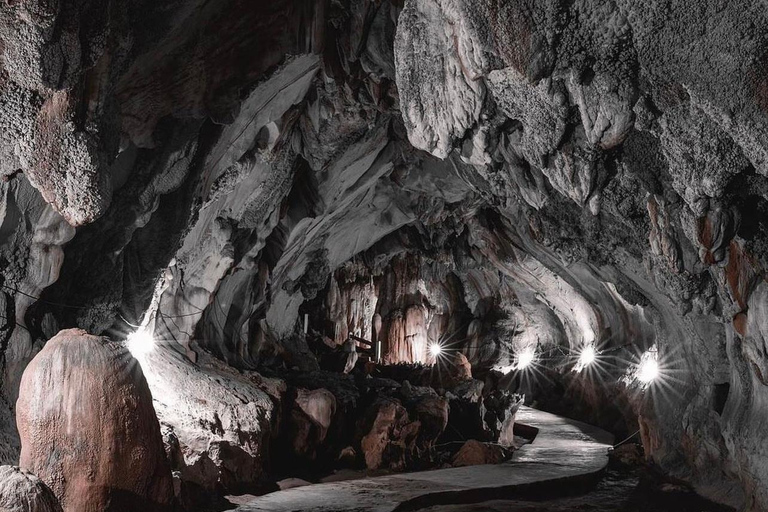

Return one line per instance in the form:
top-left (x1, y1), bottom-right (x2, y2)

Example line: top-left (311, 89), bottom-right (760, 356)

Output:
top-left (16, 329), bottom-right (173, 512)
top-left (0, 1), bottom-right (767, 511)
top-left (0, 465), bottom-right (62, 512)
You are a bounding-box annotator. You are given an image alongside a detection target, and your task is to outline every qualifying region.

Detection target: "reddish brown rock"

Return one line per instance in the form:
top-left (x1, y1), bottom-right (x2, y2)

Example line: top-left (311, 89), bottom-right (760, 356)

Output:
top-left (451, 440), bottom-right (507, 467)
top-left (450, 353), bottom-right (473, 383)
top-left (733, 312), bottom-right (748, 337)
top-left (0, 465), bottom-right (62, 512)
top-left (16, 329), bottom-right (173, 512)
top-left (360, 398), bottom-right (420, 470)
top-left (291, 388), bottom-right (337, 458)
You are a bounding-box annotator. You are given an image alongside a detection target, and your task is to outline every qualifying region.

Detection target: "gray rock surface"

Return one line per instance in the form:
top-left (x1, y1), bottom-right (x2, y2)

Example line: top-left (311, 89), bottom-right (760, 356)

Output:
top-left (0, 465), bottom-right (62, 512)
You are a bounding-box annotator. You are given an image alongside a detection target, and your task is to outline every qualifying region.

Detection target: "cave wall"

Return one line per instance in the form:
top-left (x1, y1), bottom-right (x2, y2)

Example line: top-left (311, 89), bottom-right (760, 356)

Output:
top-left (0, 0), bottom-right (767, 509)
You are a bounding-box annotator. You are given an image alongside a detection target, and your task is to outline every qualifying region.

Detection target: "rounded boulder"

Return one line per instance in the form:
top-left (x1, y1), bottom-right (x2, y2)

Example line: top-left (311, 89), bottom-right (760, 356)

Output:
top-left (16, 328), bottom-right (173, 512)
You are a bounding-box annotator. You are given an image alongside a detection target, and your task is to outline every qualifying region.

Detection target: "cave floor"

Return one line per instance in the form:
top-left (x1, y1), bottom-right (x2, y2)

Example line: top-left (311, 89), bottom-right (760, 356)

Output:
top-left (233, 407), bottom-right (614, 512)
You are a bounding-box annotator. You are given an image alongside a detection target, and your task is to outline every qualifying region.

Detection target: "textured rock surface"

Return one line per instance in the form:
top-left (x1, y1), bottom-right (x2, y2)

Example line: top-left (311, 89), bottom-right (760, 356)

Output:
top-left (359, 398), bottom-right (420, 471)
top-left (0, 0), bottom-right (767, 510)
top-left (0, 466), bottom-right (62, 512)
top-left (140, 341), bottom-right (277, 496)
top-left (451, 440), bottom-right (507, 467)
top-left (15, 329), bottom-right (173, 511)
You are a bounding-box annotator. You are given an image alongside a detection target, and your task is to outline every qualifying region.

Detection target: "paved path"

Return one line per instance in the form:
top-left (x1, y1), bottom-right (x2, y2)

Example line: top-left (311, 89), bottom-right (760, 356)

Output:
top-left (235, 406), bottom-right (614, 512)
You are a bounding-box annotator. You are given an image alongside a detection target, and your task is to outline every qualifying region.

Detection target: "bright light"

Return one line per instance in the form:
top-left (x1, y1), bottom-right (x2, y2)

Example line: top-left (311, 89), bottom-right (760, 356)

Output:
top-left (126, 328), bottom-right (155, 358)
top-left (429, 343), bottom-right (442, 357)
top-left (516, 346), bottom-right (536, 370)
top-left (624, 345), bottom-right (660, 387)
top-left (637, 357), bottom-right (659, 383)
top-left (574, 344), bottom-right (597, 373)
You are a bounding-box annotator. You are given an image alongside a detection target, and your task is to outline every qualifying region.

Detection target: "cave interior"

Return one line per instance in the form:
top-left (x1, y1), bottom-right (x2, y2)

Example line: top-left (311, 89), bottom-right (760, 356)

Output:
top-left (1, 1), bottom-right (768, 511)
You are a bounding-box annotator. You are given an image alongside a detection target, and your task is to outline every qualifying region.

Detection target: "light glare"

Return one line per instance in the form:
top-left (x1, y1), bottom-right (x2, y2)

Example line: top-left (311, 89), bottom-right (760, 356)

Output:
top-left (126, 328), bottom-right (155, 358)
top-left (626, 345), bottom-right (661, 387)
top-left (638, 357), bottom-right (659, 383)
top-left (574, 344), bottom-right (597, 373)
top-left (429, 343), bottom-right (442, 357)
top-left (516, 346), bottom-right (536, 370)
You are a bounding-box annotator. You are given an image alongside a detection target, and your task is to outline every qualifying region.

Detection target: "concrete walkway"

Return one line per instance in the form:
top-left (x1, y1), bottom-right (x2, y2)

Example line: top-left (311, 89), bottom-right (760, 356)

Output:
top-left (235, 406), bottom-right (614, 512)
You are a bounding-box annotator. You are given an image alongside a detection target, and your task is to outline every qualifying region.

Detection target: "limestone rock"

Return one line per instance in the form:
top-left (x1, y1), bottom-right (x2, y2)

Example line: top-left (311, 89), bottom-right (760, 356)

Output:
top-left (140, 348), bottom-right (275, 495)
top-left (359, 398), bottom-right (420, 471)
top-left (290, 388), bottom-right (337, 459)
top-left (484, 391), bottom-right (524, 448)
top-left (450, 353), bottom-right (473, 383)
top-left (15, 329), bottom-right (173, 512)
top-left (0, 466), bottom-right (62, 512)
top-left (451, 440), bottom-right (507, 467)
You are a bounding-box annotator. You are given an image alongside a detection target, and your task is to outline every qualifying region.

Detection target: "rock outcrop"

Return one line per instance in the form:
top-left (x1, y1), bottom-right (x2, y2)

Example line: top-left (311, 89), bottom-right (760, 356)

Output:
top-left (0, 466), bottom-right (62, 512)
top-left (15, 329), bottom-right (173, 512)
top-left (451, 440), bottom-right (508, 468)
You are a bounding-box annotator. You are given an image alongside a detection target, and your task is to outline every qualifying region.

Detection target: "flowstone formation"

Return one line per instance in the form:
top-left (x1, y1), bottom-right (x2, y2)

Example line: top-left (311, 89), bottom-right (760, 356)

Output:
top-left (0, 0), bottom-right (766, 510)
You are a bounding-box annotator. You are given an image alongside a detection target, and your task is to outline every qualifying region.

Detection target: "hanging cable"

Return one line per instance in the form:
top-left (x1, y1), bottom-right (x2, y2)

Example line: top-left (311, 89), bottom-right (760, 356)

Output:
top-left (0, 313), bottom-right (31, 333)
top-left (612, 428), bottom-right (640, 449)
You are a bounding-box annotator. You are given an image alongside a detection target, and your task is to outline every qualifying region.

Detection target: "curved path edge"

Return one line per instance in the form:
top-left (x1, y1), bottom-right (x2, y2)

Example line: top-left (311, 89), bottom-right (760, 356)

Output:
top-left (235, 406), bottom-right (615, 512)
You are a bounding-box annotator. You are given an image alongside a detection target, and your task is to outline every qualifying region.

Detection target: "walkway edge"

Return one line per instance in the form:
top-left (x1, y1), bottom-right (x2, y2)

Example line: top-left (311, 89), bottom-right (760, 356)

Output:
top-left (234, 407), bottom-right (614, 512)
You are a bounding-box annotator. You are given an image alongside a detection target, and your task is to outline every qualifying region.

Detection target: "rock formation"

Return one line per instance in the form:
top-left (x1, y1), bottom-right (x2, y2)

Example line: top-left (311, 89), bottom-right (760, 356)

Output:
top-left (0, 466), bottom-right (62, 512)
top-left (0, 0), bottom-right (766, 510)
top-left (15, 329), bottom-right (173, 512)
top-left (452, 440), bottom-right (507, 468)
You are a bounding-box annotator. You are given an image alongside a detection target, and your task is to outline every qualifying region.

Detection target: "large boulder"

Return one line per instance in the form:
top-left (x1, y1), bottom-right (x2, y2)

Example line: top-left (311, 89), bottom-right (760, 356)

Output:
top-left (449, 353), bottom-right (473, 383)
top-left (443, 380), bottom-right (490, 442)
top-left (0, 466), bottom-right (62, 512)
top-left (16, 329), bottom-right (173, 512)
top-left (142, 350), bottom-right (278, 498)
top-left (398, 382), bottom-right (449, 448)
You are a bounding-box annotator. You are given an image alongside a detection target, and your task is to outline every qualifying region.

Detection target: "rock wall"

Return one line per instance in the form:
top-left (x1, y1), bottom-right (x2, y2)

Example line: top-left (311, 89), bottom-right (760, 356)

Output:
top-left (0, 0), bottom-right (766, 509)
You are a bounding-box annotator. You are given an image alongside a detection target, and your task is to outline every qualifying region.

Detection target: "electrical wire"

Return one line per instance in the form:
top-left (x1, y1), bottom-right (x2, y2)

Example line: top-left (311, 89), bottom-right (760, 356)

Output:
top-left (612, 428), bottom-right (640, 448)
top-left (0, 283), bottom-right (113, 311)
top-left (0, 283), bottom-right (213, 320)
top-left (0, 313), bottom-right (31, 333)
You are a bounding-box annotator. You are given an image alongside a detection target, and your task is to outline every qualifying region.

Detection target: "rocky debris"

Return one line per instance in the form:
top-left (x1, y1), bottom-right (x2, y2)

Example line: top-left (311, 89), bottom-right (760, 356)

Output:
top-left (451, 440), bottom-right (508, 468)
top-left (359, 398), bottom-right (419, 471)
top-left (443, 390), bottom-right (487, 444)
top-left (442, 380), bottom-right (523, 448)
top-left (0, 466), bottom-right (62, 512)
top-left (15, 329), bottom-right (173, 512)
